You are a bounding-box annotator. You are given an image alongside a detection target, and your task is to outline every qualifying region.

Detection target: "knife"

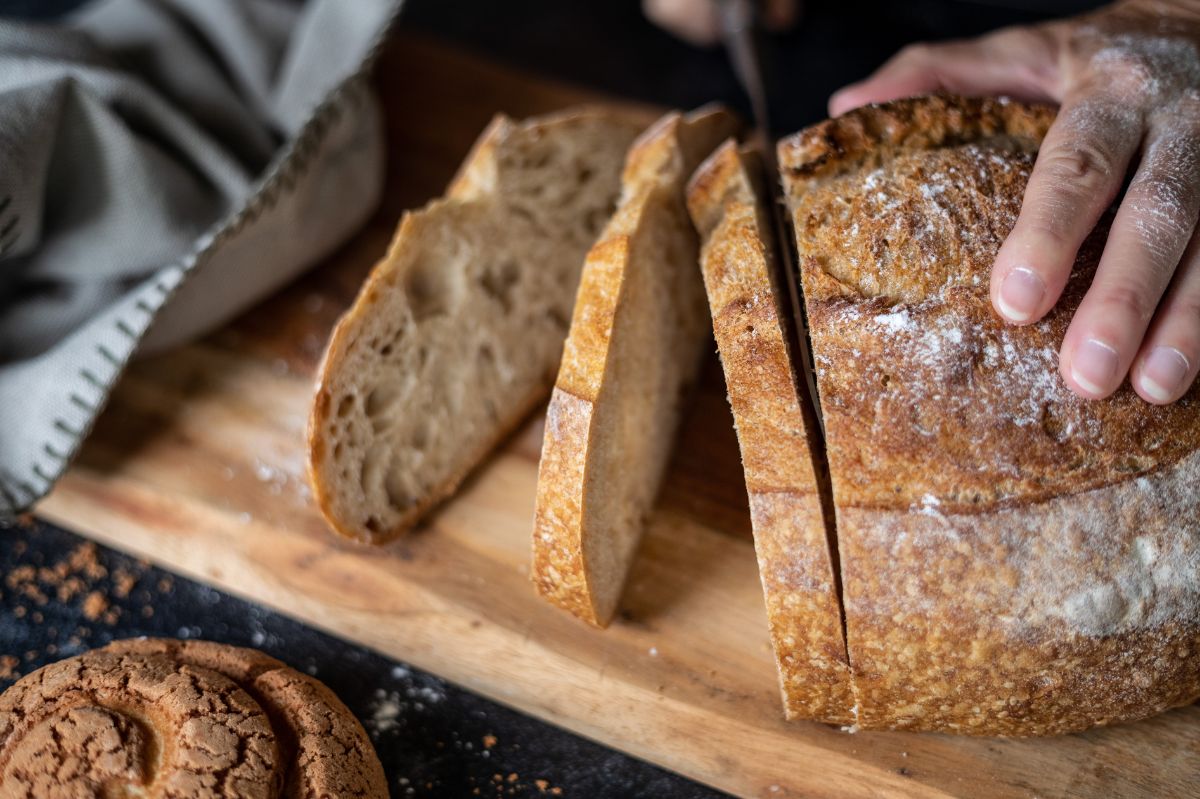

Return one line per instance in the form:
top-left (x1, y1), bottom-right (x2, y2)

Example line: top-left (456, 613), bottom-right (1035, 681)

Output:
top-left (715, 0), bottom-right (826, 434)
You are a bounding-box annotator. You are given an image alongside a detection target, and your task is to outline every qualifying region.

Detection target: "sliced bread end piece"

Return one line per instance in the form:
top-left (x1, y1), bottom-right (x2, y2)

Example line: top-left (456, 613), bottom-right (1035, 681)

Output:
top-left (687, 140), bottom-right (854, 724)
top-left (309, 108), bottom-right (649, 544)
top-left (531, 107), bottom-right (739, 626)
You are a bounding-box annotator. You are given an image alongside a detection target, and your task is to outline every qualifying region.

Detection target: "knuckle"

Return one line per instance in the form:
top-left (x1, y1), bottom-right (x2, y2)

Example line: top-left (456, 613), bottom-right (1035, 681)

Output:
top-left (1038, 139), bottom-right (1120, 186)
top-left (1090, 49), bottom-right (1156, 95)
top-left (1097, 281), bottom-right (1158, 325)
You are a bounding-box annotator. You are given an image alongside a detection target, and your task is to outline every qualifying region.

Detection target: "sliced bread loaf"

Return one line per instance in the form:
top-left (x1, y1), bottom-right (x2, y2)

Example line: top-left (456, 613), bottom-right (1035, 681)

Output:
top-left (686, 140), bottom-right (853, 724)
top-left (531, 107), bottom-right (738, 626)
top-left (780, 95), bottom-right (1200, 734)
top-left (309, 108), bottom-right (648, 543)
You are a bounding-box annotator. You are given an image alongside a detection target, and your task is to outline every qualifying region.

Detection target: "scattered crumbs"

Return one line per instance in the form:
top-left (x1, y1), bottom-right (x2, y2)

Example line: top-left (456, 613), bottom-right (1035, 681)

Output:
top-left (768, 787), bottom-right (781, 794)
top-left (13, 606), bottom-right (25, 619)
top-left (407, 684), bottom-right (445, 705)
top-left (483, 734), bottom-right (497, 749)
top-left (0, 655), bottom-right (19, 680)
top-left (141, 605), bottom-right (154, 618)
top-left (112, 568), bottom-right (137, 599)
top-left (901, 751), bottom-right (908, 758)
top-left (648, 647), bottom-right (658, 657)
top-left (81, 591), bottom-right (109, 622)
top-left (535, 780), bottom-right (549, 793)
top-left (157, 577), bottom-right (174, 593)
top-left (367, 689), bottom-right (403, 735)
top-left (391, 664), bottom-right (412, 679)
top-left (507, 773), bottom-right (518, 783)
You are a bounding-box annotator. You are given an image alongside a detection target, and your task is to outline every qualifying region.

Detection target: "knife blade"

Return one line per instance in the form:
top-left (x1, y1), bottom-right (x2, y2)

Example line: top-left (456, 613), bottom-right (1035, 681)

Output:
top-left (715, 0), bottom-right (826, 434)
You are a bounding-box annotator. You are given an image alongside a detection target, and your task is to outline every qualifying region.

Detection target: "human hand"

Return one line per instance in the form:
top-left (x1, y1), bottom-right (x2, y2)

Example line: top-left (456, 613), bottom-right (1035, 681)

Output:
top-left (831, 1), bottom-right (1200, 404)
top-left (642, 0), bottom-right (799, 46)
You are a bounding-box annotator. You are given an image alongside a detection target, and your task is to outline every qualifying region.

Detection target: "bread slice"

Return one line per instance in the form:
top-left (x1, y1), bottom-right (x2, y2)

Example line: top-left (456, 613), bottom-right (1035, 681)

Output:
top-left (780, 95), bottom-right (1200, 735)
top-left (686, 140), bottom-right (854, 724)
top-left (309, 108), bottom-right (648, 543)
top-left (531, 107), bottom-right (738, 626)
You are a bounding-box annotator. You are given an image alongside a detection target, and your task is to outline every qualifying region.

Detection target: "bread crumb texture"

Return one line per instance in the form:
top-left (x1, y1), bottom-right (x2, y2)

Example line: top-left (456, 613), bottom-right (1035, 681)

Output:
top-left (308, 108), bottom-right (647, 543)
top-left (0, 638), bottom-right (387, 798)
top-left (780, 94), bottom-right (1200, 734)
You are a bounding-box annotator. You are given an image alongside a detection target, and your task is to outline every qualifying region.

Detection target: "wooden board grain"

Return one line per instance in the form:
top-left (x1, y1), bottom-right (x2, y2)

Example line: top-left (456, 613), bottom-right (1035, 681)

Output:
top-left (37, 33), bottom-right (1200, 799)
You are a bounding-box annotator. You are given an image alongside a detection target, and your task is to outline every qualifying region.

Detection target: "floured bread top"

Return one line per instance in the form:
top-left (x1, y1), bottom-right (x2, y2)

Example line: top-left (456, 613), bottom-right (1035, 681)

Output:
top-left (779, 95), bottom-right (1200, 514)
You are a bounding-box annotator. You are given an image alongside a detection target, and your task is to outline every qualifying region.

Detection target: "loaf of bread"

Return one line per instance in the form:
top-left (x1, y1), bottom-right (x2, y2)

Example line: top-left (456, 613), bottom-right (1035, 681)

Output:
top-left (778, 94), bottom-right (1200, 735)
top-left (686, 140), bottom-right (854, 723)
top-left (531, 107), bottom-right (738, 626)
top-left (309, 108), bottom-right (648, 543)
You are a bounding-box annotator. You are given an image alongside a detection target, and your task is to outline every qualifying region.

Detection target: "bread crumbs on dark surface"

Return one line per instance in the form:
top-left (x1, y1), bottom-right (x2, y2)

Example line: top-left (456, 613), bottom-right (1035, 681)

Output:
top-left (483, 734), bottom-right (498, 749)
top-left (0, 654), bottom-right (18, 680)
top-left (81, 591), bottom-right (109, 621)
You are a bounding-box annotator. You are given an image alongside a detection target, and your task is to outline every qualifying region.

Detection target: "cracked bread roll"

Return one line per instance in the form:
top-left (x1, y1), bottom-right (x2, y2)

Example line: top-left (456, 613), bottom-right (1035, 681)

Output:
top-left (0, 638), bottom-right (386, 797)
top-left (532, 107), bottom-right (738, 627)
top-left (779, 94), bottom-right (1200, 735)
top-left (309, 107), bottom-right (649, 543)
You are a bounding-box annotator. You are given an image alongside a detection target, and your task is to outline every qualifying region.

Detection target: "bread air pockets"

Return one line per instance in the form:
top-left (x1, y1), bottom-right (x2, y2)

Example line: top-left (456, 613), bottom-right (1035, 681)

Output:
top-left (531, 107), bottom-right (738, 627)
top-left (308, 107), bottom-right (648, 544)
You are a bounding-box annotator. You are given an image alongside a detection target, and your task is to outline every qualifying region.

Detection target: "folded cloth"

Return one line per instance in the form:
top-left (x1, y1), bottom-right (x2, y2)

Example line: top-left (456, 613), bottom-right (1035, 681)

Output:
top-left (0, 0), bottom-right (402, 516)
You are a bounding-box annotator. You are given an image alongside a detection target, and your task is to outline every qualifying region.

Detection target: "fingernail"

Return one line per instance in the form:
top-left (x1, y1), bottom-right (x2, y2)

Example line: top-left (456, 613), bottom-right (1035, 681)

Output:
top-left (1140, 346), bottom-right (1190, 402)
top-left (997, 267), bottom-right (1046, 323)
top-left (1071, 338), bottom-right (1120, 396)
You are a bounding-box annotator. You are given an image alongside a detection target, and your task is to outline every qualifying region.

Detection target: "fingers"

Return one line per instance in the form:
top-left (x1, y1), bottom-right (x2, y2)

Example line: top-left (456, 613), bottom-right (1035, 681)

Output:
top-left (1059, 127), bottom-right (1200, 399)
top-left (828, 26), bottom-right (1061, 118)
top-left (643, 0), bottom-right (721, 46)
top-left (1131, 231), bottom-right (1200, 403)
top-left (990, 96), bottom-right (1143, 326)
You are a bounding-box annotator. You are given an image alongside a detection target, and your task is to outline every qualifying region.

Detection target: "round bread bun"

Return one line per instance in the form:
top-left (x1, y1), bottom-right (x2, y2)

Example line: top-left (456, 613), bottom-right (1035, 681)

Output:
top-left (0, 638), bottom-right (387, 797)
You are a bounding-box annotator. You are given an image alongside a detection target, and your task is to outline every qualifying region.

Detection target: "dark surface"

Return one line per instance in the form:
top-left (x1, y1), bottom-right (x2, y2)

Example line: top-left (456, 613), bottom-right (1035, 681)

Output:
top-left (0, 520), bottom-right (725, 798)
top-left (398, 0), bottom-right (1089, 136)
top-left (0, 0), bottom-right (1105, 796)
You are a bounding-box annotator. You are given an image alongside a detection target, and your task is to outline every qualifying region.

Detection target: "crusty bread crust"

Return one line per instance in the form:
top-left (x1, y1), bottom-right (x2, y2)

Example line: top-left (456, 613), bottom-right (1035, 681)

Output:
top-left (309, 108), bottom-right (650, 544)
top-left (780, 95), bottom-right (1200, 734)
top-left (532, 107), bottom-right (739, 626)
top-left (687, 140), bottom-right (854, 724)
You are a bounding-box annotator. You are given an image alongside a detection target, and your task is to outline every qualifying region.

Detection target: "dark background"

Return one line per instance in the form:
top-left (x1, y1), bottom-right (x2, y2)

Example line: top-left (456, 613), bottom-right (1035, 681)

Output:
top-left (0, 0), bottom-right (1100, 796)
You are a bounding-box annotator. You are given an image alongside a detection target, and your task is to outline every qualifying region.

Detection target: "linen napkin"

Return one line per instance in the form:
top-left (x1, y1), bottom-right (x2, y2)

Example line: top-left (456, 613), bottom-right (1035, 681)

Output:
top-left (0, 0), bottom-right (402, 516)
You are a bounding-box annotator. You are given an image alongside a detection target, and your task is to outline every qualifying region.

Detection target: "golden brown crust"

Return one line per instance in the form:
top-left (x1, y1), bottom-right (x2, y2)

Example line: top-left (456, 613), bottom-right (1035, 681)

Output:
top-left (532, 107), bottom-right (739, 626)
top-left (780, 94), bottom-right (1200, 735)
top-left (686, 140), bottom-right (853, 723)
top-left (0, 638), bottom-right (386, 797)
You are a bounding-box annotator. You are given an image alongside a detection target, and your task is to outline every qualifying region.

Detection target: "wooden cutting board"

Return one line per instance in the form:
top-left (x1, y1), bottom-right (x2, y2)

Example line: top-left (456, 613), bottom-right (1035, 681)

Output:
top-left (37, 33), bottom-right (1200, 799)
